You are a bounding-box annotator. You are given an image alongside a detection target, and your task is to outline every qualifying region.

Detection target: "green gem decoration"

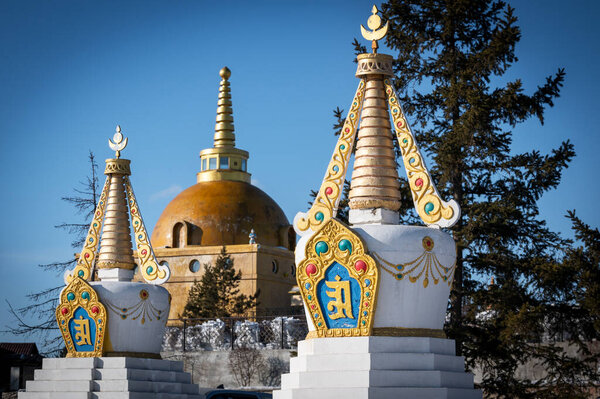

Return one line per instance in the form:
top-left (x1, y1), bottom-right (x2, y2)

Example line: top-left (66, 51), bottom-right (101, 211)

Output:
top-left (338, 239), bottom-right (352, 254)
top-left (315, 241), bottom-right (329, 256)
top-left (425, 202), bottom-right (435, 215)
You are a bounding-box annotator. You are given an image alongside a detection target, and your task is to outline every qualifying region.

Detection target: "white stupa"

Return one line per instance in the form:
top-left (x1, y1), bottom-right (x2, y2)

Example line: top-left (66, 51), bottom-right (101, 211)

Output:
top-left (275, 6), bottom-right (482, 399)
top-left (20, 127), bottom-right (203, 398)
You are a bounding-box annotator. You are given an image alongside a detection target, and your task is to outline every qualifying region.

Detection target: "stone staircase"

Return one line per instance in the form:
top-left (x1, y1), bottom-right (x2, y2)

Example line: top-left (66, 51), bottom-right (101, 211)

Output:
top-left (274, 337), bottom-right (483, 399)
top-left (19, 357), bottom-right (203, 399)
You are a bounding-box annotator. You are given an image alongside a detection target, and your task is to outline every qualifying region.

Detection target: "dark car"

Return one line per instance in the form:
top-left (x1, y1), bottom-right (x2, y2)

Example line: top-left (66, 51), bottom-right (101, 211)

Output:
top-left (201, 389), bottom-right (272, 399)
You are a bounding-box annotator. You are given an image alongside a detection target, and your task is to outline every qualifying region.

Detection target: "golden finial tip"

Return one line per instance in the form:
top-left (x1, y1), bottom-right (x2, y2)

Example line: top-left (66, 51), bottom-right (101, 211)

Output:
top-left (109, 124), bottom-right (128, 158)
top-left (220, 67), bottom-right (231, 80)
top-left (361, 4), bottom-right (388, 53)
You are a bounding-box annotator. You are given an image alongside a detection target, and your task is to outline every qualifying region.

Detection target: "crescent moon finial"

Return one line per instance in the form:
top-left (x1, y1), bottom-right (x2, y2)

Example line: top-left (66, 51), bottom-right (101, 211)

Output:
top-left (361, 4), bottom-right (388, 53)
top-left (108, 124), bottom-right (128, 158)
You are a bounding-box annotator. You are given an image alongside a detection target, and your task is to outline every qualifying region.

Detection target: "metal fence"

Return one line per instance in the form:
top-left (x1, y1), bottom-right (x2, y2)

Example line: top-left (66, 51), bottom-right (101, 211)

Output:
top-left (162, 315), bottom-right (308, 352)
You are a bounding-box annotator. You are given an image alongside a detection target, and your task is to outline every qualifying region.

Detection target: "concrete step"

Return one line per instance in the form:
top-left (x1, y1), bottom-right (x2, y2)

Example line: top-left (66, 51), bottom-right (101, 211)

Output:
top-left (26, 380), bottom-right (92, 392)
top-left (93, 379), bottom-right (199, 394)
top-left (92, 394), bottom-right (205, 399)
top-left (273, 386), bottom-right (483, 399)
top-left (298, 337), bottom-right (456, 356)
top-left (94, 368), bottom-right (191, 383)
top-left (19, 392), bottom-right (91, 399)
top-left (290, 352), bottom-right (465, 372)
top-left (41, 357), bottom-right (184, 372)
top-left (281, 369), bottom-right (474, 389)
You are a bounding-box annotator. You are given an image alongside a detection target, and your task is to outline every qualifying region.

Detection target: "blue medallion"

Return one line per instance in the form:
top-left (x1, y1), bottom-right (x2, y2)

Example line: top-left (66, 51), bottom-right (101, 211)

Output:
top-left (68, 307), bottom-right (97, 353)
top-left (316, 262), bottom-right (360, 328)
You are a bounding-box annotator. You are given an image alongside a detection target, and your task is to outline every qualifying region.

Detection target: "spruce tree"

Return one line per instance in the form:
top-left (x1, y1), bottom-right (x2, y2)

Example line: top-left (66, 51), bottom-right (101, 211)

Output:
top-left (340, 0), bottom-right (599, 396)
top-left (182, 247), bottom-right (259, 319)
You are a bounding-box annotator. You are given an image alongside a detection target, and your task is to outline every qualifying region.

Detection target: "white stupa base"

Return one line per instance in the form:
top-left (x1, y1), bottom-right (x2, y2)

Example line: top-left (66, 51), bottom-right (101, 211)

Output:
top-left (19, 357), bottom-right (203, 399)
top-left (274, 337), bottom-right (482, 399)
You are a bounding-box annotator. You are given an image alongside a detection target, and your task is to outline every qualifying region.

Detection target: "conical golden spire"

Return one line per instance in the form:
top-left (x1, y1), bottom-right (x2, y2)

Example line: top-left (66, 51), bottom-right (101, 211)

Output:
top-left (197, 67), bottom-right (251, 184)
top-left (214, 67), bottom-right (235, 148)
top-left (348, 59), bottom-right (401, 212)
top-left (65, 125), bottom-right (171, 284)
top-left (97, 126), bottom-right (135, 271)
top-left (294, 5), bottom-right (460, 234)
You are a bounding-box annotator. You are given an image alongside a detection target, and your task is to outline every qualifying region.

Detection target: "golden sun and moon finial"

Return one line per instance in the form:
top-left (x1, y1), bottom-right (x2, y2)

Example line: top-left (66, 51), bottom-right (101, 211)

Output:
top-left (360, 5), bottom-right (388, 53)
top-left (109, 125), bottom-right (128, 158)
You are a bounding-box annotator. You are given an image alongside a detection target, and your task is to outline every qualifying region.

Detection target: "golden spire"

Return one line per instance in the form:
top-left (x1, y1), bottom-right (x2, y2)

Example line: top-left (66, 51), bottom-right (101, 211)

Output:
top-left (197, 67), bottom-right (251, 184)
top-left (65, 126), bottom-right (171, 284)
top-left (97, 126), bottom-right (135, 271)
top-left (214, 67), bottom-right (235, 148)
top-left (349, 6), bottom-right (400, 214)
top-left (360, 5), bottom-right (389, 53)
top-left (294, 5), bottom-right (460, 235)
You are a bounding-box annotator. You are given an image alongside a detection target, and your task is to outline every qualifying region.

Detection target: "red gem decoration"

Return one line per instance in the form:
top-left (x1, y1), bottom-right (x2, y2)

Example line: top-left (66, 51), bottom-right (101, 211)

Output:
top-left (61, 307), bottom-right (68, 315)
top-left (311, 304), bottom-right (316, 310)
top-left (364, 302), bottom-right (370, 307)
top-left (325, 187), bottom-right (333, 195)
top-left (131, 209), bottom-right (136, 214)
top-left (84, 253), bottom-right (90, 258)
top-left (141, 249), bottom-right (147, 255)
top-left (91, 306), bottom-right (99, 314)
top-left (397, 121), bottom-right (404, 128)
top-left (345, 127), bottom-right (350, 133)
top-left (354, 260), bottom-right (367, 272)
top-left (415, 178), bottom-right (423, 187)
top-left (306, 264), bottom-right (317, 276)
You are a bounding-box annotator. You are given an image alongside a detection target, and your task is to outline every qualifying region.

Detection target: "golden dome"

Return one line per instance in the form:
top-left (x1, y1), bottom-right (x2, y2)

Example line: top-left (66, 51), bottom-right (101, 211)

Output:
top-left (151, 180), bottom-right (295, 249)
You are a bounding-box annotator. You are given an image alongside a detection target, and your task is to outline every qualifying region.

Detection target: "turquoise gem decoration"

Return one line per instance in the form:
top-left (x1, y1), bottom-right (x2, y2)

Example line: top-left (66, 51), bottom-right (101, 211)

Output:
top-left (340, 144), bottom-right (346, 150)
top-left (81, 291), bottom-right (90, 300)
top-left (365, 292), bottom-right (370, 297)
top-left (67, 293), bottom-right (75, 301)
top-left (425, 202), bottom-right (435, 215)
top-left (78, 270), bottom-right (85, 277)
top-left (409, 157), bottom-right (415, 164)
top-left (333, 165), bottom-right (339, 172)
top-left (307, 295), bottom-right (312, 300)
top-left (396, 273), bottom-right (403, 279)
top-left (338, 239), bottom-right (352, 254)
top-left (365, 279), bottom-right (371, 287)
top-left (315, 241), bottom-right (329, 256)
top-left (315, 212), bottom-right (324, 222)
top-left (305, 283), bottom-right (311, 289)
top-left (403, 138), bottom-right (408, 144)
top-left (146, 266), bottom-right (154, 274)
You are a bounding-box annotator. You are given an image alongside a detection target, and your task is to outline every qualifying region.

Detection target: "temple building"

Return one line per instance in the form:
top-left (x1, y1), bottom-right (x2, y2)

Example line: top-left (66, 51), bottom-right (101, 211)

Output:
top-left (149, 67), bottom-right (297, 322)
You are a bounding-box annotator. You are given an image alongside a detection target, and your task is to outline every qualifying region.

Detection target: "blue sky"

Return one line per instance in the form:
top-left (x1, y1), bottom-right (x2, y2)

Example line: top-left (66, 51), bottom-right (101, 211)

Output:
top-left (1, 1), bottom-right (598, 345)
